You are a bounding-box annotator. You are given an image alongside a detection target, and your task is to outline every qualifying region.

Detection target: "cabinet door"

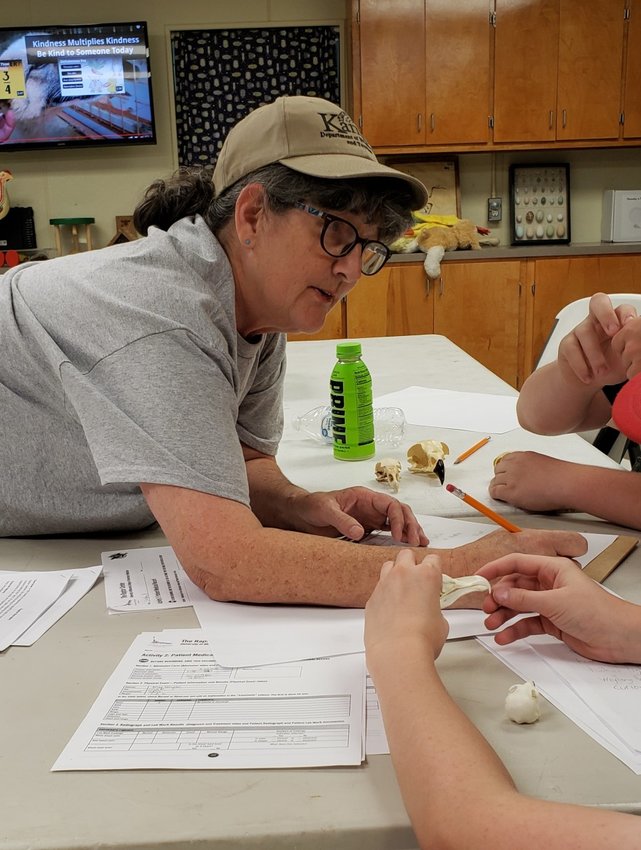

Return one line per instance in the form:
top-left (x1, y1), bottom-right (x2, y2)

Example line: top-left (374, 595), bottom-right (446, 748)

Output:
top-left (493, 0), bottom-right (559, 143)
top-left (528, 255), bottom-right (641, 370)
top-left (424, 0), bottom-right (490, 145)
top-left (346, 264), bottom-right (434, 338)
top-left (357, 0), bottom-right (426, 146)
top-left (623, 0), bottom-right (641, 138)
top-left (434, 260), bottom-right (523, 387)
top-left (556, 0), bottom-right (625, 141)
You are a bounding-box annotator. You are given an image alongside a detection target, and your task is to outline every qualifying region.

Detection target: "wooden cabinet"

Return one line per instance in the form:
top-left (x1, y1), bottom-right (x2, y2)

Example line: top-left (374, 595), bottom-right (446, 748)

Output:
top-left (525, 254), bottom-right (641, 373)
top-left (290, 253), bottom-right (641, 390)
top-left (345, 263), bottom-right (434, 337)
top-left (556, 0), bottom-right (625, 142)
top-left (345, 258), bottom-right (523, 387)
top-left (354, 0), bottom-right (639, 151)
top-left (433, 260), bottom-right (523, 387)
top-left (623, 0), bottom-right (641, 138)
top-left (494, 0), bottom-right (626, 144)
top-left (353, 0), bottom-right (491, 148)
top-left (493, 0), bottom-right (559, 143)
top-left (356, 0), bottom-right (425, 147)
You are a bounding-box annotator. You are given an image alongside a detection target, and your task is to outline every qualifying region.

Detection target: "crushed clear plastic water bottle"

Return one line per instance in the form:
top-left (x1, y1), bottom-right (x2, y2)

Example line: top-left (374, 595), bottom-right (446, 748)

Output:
top-left (292, 405), bottom-right (406, 448)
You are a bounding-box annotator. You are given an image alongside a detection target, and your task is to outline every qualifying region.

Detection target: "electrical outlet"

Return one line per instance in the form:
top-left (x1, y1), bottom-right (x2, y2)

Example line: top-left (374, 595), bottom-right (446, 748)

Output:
top-left (487, 197), bottom-right (502, 222)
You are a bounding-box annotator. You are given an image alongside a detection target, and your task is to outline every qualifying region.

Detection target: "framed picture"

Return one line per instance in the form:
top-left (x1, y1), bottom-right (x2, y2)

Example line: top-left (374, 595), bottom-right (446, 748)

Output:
top-left (382, 156), bottom-right (460, 216)
top-left (509, 163), bottom-right (570, 246)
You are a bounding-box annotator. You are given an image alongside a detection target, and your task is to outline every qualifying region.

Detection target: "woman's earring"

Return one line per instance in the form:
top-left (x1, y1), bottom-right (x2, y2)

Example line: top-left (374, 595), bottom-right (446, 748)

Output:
top-left (244, 239), bottom-right (251, 246)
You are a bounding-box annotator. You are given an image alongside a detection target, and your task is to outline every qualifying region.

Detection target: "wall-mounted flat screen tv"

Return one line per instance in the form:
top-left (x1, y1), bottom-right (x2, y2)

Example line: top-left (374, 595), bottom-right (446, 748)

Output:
top-left (0, 21), bottom-right (156, 151)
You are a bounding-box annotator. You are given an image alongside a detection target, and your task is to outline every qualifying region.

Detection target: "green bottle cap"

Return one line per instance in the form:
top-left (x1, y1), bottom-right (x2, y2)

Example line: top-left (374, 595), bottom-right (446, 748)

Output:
top-left (336, 341), bottom-right (362, 357)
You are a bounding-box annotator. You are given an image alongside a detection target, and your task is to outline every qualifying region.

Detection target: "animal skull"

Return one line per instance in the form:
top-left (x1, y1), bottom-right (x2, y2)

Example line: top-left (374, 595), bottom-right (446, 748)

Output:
top-left (440, 574), bottom-right (491, 609)
top-left (504, 681), bottom-right (541, 724)
top-left (407, 440), bottom-right (449, 479)
top-left (374, 457), bottom-right (402, 492)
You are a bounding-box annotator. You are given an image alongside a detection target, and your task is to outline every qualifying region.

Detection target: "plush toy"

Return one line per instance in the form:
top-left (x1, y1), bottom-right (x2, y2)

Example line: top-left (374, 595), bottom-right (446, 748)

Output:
top-left (416, 218), bottom-right (481, 279)
top-left (391, 212), bottom-right (499, 279)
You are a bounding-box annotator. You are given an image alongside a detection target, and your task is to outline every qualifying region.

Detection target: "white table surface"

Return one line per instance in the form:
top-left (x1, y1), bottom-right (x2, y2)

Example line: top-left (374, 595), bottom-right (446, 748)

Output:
top-left (279, 334), bottom-right (621, 518)
top-left (3, 335), bottom-right (641, 850)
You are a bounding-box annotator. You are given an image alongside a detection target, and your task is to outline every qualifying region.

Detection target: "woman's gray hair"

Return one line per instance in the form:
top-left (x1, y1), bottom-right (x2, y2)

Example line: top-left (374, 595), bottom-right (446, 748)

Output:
top-left (133, 163), bottom-right (415, 245)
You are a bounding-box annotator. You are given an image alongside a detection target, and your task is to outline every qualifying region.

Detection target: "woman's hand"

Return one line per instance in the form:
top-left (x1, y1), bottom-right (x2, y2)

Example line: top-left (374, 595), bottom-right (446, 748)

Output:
top-left (289, 486), bottom-right (429, 546)
top-left (365, 550), bottom-right (449, 663)
top-left (478, 553), bottom-right (641, 664)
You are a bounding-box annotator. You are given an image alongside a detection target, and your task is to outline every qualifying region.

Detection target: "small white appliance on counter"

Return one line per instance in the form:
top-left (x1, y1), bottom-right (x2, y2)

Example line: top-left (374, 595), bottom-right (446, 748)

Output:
top-left (601, 190), bottom-right (641, 242)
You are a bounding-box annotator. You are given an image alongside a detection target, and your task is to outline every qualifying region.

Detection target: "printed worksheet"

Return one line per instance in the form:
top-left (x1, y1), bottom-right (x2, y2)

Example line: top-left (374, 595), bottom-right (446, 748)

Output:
top-left (13, 565), bottom-right (102, 646)
top-left (102, 546), bottom-right (200, 611)
top-left (530, 638), bottom-right (641, 753)
top-left (52, 629), bottom-right (366, 771)
top-left (0, 571), bottom-right (69, 651)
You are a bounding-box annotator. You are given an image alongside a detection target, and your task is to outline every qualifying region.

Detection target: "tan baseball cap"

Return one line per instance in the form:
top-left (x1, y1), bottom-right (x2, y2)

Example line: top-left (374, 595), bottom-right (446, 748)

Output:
top-left (212, 95), bottom-right (428, 209)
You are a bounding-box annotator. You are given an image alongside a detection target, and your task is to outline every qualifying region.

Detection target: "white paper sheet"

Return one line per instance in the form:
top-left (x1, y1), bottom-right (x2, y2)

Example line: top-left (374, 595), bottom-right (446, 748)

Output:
top-left (0, 571), bottom-right (70, 651)
top-left (52, 629), bottom-right (366, 771)
top-left (477, 635), bottom-right (641, 774)
top-left (529, 639), bottom-right (641, 753)
top-left (102, 546), bottom-right (197, 611)
top-left (13, 565), bottom-right (103, 646)
top-left (193, 517), bottom-right (618, 666)
top-left (374, 386), bottom-right (519, 433)
top-left (365, 672), bottom-right (389, 755)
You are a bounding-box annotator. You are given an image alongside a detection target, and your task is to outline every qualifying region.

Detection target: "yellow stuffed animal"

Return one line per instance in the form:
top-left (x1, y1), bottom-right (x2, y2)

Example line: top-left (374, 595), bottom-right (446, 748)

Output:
top-left (391, 213), bottom-right (498, 279)
top-left (417, 218), bottom-right (481, 278)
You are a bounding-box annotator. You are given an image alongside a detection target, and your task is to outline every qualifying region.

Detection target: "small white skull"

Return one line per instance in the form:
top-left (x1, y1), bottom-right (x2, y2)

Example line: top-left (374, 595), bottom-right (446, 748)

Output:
top-left (407, 440), bottom-right (449, 475)
top-left (374, 457), bottom-right (402, 493)
top-left (505, 681), bottom-right (541, 724)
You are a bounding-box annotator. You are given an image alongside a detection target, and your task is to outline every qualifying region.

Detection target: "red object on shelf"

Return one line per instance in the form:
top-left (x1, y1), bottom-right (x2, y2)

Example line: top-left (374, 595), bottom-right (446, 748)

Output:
top-left (612, 375), bottom-right (641, 443)
top-left (4, 249), bottom-right (19, 267)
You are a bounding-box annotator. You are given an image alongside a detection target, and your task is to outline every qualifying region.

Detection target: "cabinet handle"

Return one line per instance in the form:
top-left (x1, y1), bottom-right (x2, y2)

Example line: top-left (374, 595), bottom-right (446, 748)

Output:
top-left (439, 277), bottom-right (444, 297)
top-left (424, 276), bottom-right (430, 297)
top-left (430, 113), bottom-right (435, 132)
top-left (417, 113), bottom-right (423, 132)
top-left (562, 109), bottom-right (567, 128)
top-left (549, 110), bottom-right (554, 129)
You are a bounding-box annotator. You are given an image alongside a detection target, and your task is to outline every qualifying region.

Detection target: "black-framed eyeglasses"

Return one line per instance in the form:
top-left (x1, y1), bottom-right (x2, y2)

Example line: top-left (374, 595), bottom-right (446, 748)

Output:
top-left (294, 202), bottom-right (391, 276)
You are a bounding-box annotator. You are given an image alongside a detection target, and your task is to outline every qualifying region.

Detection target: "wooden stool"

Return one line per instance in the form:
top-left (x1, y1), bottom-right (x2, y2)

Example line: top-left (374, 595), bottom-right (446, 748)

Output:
top-left (49, 217), bottom-right (95, 255)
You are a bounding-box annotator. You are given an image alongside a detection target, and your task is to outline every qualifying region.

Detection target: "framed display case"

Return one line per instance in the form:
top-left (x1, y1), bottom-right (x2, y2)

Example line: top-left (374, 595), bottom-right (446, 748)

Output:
top-left (509, 163), bottom-right (571, 246)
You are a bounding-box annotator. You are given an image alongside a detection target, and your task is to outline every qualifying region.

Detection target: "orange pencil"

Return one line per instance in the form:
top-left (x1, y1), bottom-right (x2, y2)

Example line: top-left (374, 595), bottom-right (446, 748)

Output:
top-left (453, 435), bottom-right (492, 465)
top-left (445, 483), bottom-right (522, 533)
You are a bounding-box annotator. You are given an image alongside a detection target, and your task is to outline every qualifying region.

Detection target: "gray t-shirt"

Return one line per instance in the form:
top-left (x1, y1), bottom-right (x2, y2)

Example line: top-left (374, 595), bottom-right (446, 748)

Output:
top-left (0, 216), bottom-right (286, 535)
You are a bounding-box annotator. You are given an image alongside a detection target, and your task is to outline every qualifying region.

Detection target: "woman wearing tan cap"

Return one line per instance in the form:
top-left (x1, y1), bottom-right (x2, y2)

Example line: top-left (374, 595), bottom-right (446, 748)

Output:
top-left (0, 96), bottom-right (585, 605)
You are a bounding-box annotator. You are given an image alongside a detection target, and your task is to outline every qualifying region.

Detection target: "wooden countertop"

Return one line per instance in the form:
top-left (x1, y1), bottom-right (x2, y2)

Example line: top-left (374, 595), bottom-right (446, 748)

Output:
top-left (391, 241), bottom-right (641, 263)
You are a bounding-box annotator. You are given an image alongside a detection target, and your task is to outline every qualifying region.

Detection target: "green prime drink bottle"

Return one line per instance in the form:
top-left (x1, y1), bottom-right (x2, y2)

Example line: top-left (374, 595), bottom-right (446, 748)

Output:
top-left (330, 341), bottom-right (375, 461)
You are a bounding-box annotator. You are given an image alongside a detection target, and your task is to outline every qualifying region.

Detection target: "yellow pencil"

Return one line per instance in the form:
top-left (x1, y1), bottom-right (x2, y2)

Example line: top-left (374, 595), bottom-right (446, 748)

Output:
top-left (445, 483), bottom-right (522, 533)
top-left (453, 435), bottom-right (492, 465)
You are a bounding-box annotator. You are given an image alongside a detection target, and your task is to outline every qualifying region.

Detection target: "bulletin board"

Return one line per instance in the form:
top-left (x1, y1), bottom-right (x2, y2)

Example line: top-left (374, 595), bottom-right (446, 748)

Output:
top-left (381, 157), bottom-right (461, 216)
top-left (171, 25), bottom-right (342, 167)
